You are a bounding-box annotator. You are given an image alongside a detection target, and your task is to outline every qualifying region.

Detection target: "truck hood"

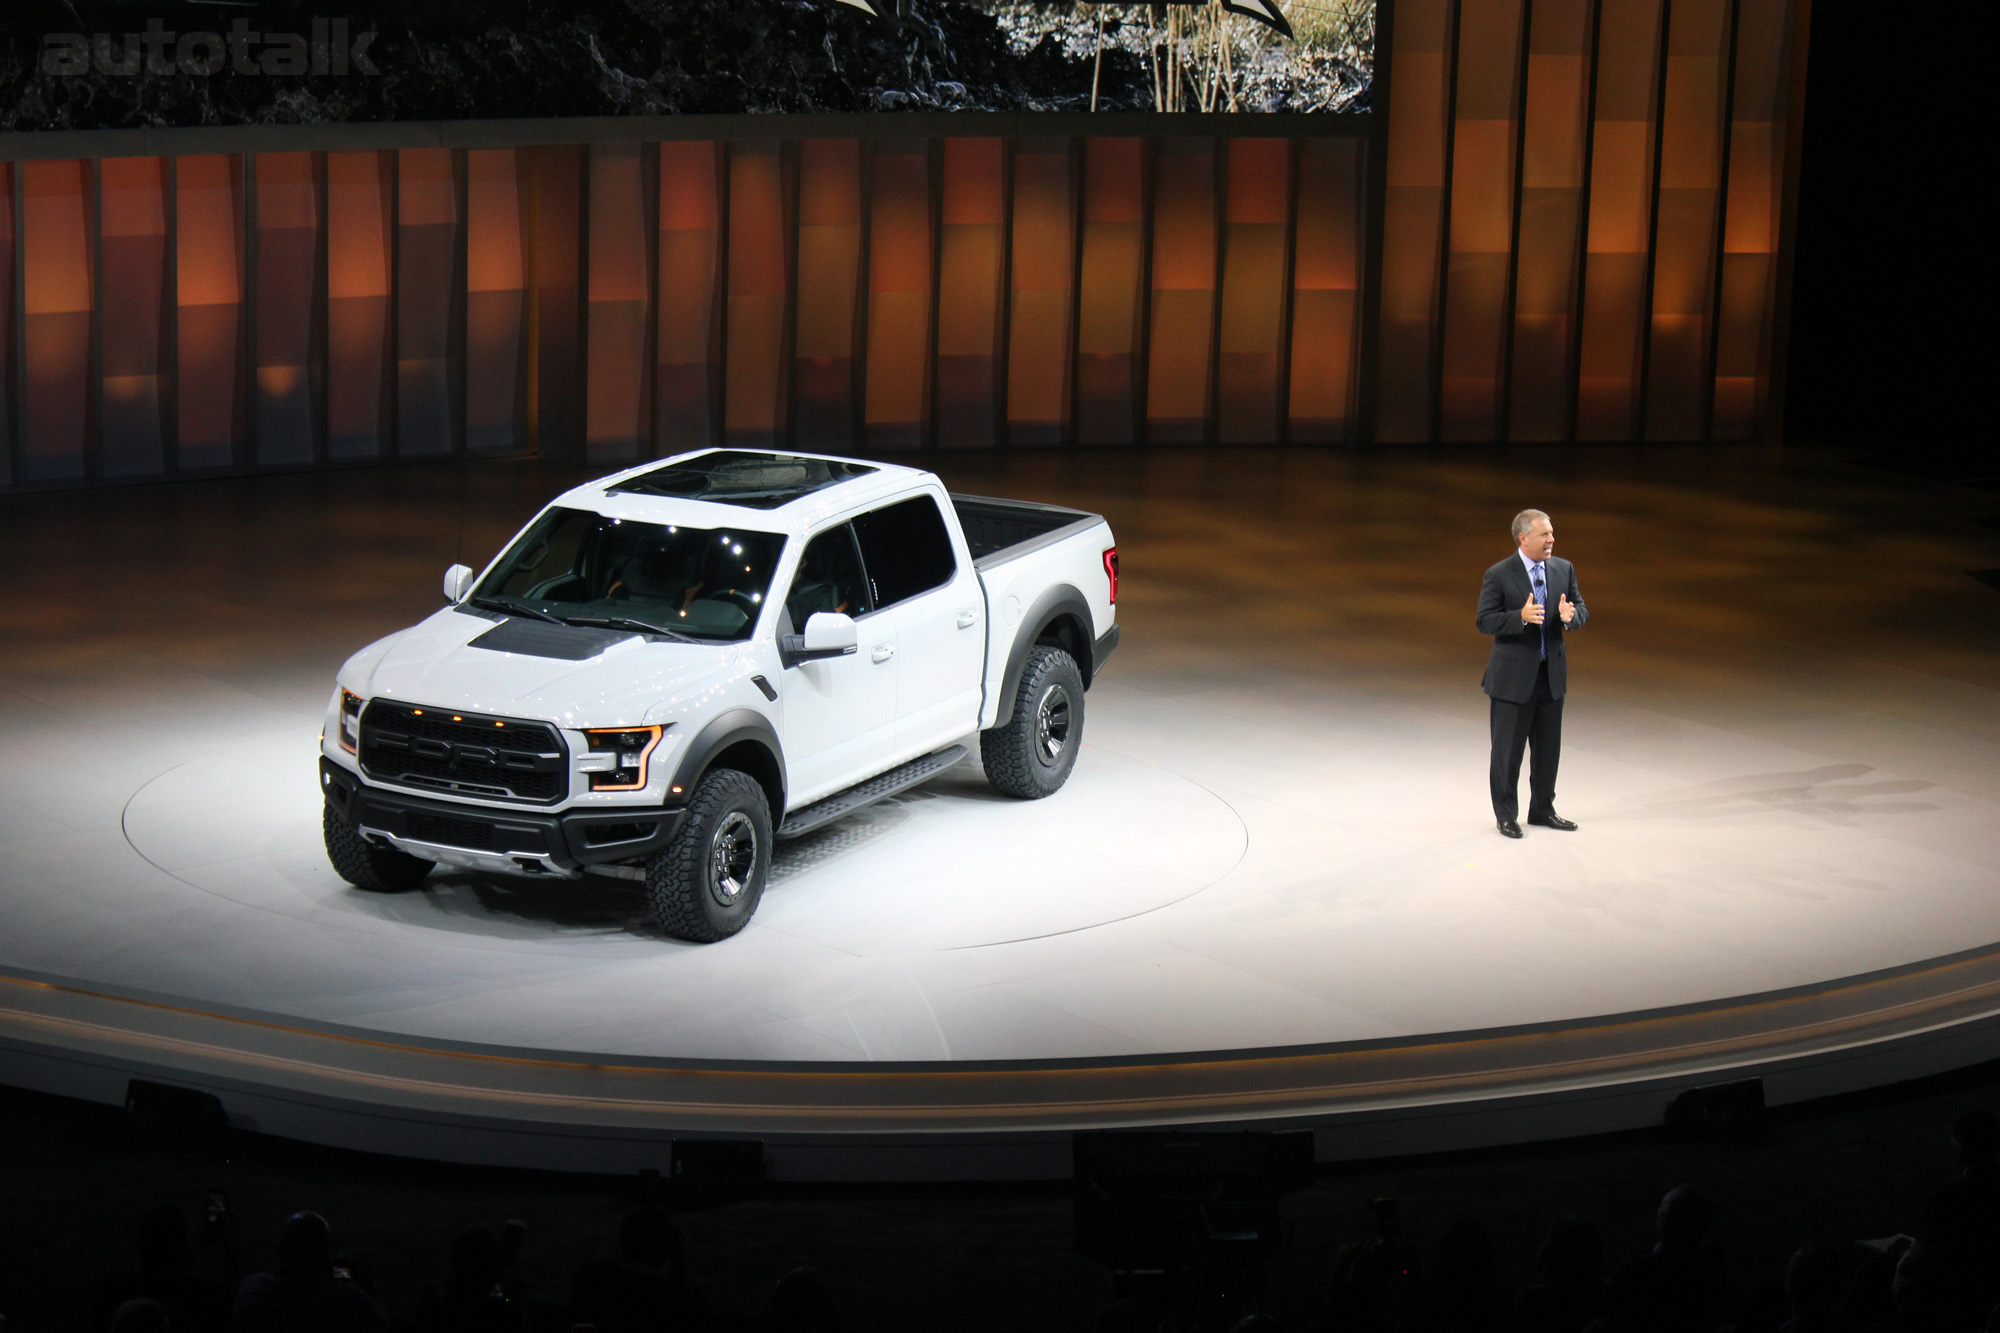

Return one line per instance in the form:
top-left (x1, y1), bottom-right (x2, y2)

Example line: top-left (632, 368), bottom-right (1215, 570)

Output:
top-left (344, 608), bottom-right (738, 729)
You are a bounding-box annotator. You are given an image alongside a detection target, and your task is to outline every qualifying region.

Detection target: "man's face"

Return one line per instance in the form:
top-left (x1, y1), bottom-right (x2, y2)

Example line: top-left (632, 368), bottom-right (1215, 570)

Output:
top-left (1518, 517), bottom-right (1555, 561)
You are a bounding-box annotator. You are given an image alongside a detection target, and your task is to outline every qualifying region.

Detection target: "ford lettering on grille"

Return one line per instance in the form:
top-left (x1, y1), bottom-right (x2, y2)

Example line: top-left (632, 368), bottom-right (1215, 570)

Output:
top-left (358, 701), bottom-right (567, 804)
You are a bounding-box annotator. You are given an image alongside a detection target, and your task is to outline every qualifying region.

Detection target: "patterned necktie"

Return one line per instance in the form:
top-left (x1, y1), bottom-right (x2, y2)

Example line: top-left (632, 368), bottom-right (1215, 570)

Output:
top-left (1532, 563), bottom-right (1547, 661)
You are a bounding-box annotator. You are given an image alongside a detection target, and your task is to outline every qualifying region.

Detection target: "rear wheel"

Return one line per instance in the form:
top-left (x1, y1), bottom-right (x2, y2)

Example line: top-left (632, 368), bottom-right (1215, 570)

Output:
top-left (981, 646), bottom-right (1085, 800)
top-left (645, 769), bottom-right (772, 942)
top-left (322, 803), bottom-right (433, 893)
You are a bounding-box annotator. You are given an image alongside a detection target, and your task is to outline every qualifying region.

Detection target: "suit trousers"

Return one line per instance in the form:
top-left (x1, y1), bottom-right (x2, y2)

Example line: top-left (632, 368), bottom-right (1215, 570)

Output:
top-left (1490, 660), bottom-right (1562, 823)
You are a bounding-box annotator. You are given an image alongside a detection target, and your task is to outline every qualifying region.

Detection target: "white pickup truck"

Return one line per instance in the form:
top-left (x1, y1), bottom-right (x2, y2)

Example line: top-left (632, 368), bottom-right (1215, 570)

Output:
top-left (319, 449), bottom-right (1119, 941)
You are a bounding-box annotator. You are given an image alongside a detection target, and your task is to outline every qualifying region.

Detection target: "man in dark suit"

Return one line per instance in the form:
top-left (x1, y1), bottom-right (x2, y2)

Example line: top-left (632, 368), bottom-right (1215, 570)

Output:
top-left (1477, 509), bottom-right (1587, 838)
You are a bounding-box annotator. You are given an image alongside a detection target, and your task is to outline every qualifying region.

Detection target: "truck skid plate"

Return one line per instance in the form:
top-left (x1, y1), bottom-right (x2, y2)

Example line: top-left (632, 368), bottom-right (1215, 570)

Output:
top-left (776, 745), bottom-right (969, 840)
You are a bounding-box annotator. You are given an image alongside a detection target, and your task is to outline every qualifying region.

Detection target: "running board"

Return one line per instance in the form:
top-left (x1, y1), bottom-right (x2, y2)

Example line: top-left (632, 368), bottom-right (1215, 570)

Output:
top-left (776, 745), bottom-right (969, 840)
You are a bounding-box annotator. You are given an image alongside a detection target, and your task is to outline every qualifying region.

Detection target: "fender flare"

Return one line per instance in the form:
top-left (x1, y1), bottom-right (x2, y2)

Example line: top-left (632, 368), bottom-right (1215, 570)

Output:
top-left (668, 708), bottom-right (788, 823)
top-left (990, 583), bottom-right (1097, 729)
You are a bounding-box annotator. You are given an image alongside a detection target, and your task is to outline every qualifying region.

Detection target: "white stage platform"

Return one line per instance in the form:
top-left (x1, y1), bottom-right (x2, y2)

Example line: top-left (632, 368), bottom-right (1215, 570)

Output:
top-left (4, 448), bottom-right (1999, 1179)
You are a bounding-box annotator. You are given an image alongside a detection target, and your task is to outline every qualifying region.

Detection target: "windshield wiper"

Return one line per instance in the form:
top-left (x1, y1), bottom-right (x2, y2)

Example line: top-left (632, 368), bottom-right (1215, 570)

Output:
top-left (563, 614), bottom-right (705, 644)
top-left (468, 595), bottom-right (564, 625)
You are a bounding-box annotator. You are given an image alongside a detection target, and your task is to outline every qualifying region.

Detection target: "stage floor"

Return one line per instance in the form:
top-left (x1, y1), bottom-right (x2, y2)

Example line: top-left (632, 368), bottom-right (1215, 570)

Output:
top-left (4, 445), bottom-right (2000, 1174)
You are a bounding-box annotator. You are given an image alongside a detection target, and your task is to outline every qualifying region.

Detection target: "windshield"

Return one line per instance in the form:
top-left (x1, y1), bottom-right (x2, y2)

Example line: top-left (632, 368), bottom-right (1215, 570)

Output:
top-left (471, 507), bottom-right (787, 642)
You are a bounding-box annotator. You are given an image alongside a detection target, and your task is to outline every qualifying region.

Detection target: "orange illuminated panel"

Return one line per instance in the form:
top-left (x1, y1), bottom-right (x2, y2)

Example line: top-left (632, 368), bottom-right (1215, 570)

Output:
top-left (865, 143), bottom-right (934, 450)
top-left (657, 140), bottom-right (722, 452)
top-left (793, 139), bottom-right (863, 449)
top-left (1576, 0), bottom-right (1665, 440)
top-left (325, 151), bottom-right (391, 460)
top-left (1288, 138), bottom-right (1362, 442)
top-left (176, 154), bottom-right (245, 471)
top-left (98, 156), bottom-right (169, 478)
top-left (0, 164), bottom-right (12, 484)
top-left (1508, 0), bottom-right (1593, 441)
top-left (1216, 140), bottom-right (1290, 445)
top-left (254, 152), bottom-right (320, 467)
top-left (725, 142), bottom-right (789, 446)
top-left (397, 147), bottom-right (459, 457)
top-left (1146, 137), bottom-right (1217, 444)
top-left (1375, 0), bottom-right (1454, 442)
top-left (1074, 138), bottom-right (1143, 446)
top-left (587, 142), bottom-right (650, 464)
top-left (465, 149), bottom-right (526, 453)
top-left (1438, 0), bottom-right (1525, 441)
top-left (1006, 138), bottom-right (1075, 445)
top-left (1645, 0), bottom-right (1730, 440)
top-left (935, 138), bottom-right (1006, 450)
top-left (1713, 0), bottom-right (1792, 438)
top-left (22, 160), bottom-right (93, 482)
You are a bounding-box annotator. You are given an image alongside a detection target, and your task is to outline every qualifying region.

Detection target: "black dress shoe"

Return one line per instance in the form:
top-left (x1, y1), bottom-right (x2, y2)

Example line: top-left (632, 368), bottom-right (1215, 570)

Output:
top-left (1497, 820), bottom-right (1523, 839)
top-left (1528, 813), bottom-right (1578, 831)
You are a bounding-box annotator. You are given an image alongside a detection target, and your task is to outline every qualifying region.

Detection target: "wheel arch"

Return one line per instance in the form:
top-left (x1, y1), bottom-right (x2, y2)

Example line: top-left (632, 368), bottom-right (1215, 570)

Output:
top-left (990, 584), bottom-right (1096, 729)
top-left (669, 708), bottom-right (788, 824)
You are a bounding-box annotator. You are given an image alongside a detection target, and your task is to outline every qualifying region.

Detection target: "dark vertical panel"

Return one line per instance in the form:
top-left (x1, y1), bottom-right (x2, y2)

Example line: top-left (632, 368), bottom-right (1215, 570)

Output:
top-left (1217, 140), bottom-right (1291, 444)
top-left (22, 160), bottom-right (93, 482)
top-left (98, 156), bottom-right (168, 478)
top-left (793, 139), bottom-right (863, 451)
top-left (1006, 138), bottom-right (1075, 446)
top-left (657, 140), bottom-right (723, 455)
top-left (1289, 138), bottom-right (1364, 441)
top-left (1375, 0), bottom-right (1456, 441)
top-left (1146, 137), bottom-right (1218, 443)
top-left (326, 151), bottom-right (392, 461)
top-left (0, 164), bottom-right (14, 485)
top-left (532, 145), bottom-right (586, 464)
top-left (1074, 138), bottom-right (1143, 446)
top-left (1712, 0), bottom-right (1788, 438)
top-left (465, 149), bottom-right (528, 453)
top-left (1643, 0), bottom-right (1731, 439)
top-left (1439, 0), bottom-right (1526, 440)
top-left (1508, 0), bottom-right (1594, 440)
top-left (1575, 0), bottom-right (1665, 439)
top-left (725, 141), bottom-right (790, 447)
top-left (935, 137), bottom-right (1006, 449)
top-left (586, 141), bottom-right (651, 464)
top-left (864, 142), bottom-right (933, 450)
top-left (254, 151), bottom-right (320, 467)
top-left (397, 147), bottom-right (458, 457)
top-left (175, 154), bottom-right (243, 471)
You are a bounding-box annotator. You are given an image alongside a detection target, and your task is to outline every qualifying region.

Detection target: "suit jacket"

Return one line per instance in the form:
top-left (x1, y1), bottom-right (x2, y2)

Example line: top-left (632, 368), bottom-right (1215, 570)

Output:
top-left (1477, 554), bottom-right (1588, 702)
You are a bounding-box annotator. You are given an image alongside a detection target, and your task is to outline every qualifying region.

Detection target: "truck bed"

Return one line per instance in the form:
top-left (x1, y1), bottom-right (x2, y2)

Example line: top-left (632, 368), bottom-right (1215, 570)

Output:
top-left (950, 494), bottom-right (1103, 570)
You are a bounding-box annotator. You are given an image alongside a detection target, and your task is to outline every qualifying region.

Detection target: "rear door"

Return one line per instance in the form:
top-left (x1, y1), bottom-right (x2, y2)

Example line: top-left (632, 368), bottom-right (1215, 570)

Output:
top-left (776, 522), bottom-right (898, 806)
top-left (852, 492), bottom-right (985, 760)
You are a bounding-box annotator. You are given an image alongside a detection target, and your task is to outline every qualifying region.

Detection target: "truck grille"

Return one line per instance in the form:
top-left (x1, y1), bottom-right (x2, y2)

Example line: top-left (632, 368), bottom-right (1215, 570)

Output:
top-left (358, 700), bottom-right (567, 805)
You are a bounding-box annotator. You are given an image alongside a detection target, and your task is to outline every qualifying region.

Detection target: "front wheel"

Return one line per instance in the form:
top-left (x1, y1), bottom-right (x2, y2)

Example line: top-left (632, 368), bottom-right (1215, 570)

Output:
top-left (981, 646), bottom-right (1086, 800)
top-left (645, 769), bottom-right (772, 942)
top-left (322, 803), bottom-right (433, 893)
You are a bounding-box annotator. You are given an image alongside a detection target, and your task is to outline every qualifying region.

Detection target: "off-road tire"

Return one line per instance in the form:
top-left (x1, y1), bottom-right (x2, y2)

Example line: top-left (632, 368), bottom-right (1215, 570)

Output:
top-left (322, 802), bottom-right (434, 892)
top-left (646, 769), bottom-right (772, 942)
top-left (981, 646), bottom-right (1086, 800)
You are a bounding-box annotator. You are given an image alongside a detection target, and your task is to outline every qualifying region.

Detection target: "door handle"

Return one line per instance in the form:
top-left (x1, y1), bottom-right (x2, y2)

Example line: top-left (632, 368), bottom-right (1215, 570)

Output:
top-left (956, 610), bottom-right (978, 629)
top-left (871, 644), bottom-right (896, 663)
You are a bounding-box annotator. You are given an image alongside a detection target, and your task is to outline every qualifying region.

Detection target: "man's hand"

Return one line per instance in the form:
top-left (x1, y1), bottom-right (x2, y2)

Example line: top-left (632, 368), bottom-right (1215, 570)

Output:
top-left (1558, 594), bottom-right (1575, 624)
top-left (1521, 593), bottom-right (1545, 625)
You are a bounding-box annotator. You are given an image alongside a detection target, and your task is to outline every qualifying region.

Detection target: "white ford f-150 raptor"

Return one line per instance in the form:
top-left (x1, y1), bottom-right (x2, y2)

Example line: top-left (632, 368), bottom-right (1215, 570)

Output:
top-left (319, 449), bottom-right (1119, 941)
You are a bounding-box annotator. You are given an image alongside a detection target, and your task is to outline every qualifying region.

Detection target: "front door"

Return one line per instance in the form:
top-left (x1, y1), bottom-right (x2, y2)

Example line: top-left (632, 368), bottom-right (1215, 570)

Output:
top-left (776, 523), bottom-right (898, 807)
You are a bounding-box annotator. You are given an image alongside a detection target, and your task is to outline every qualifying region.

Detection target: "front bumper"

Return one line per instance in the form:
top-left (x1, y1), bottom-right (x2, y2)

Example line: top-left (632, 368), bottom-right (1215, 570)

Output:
top-left (321, 760), bottom-right (683, 876)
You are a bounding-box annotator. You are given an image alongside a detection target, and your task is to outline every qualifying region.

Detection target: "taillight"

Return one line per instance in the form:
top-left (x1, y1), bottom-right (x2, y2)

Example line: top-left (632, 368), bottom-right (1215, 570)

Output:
top-left (1102, 547), bottom-right (1119, 604)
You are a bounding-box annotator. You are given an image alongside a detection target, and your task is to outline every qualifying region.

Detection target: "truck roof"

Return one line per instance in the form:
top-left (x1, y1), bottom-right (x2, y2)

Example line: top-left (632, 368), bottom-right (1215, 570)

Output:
top-left (550, 449), bottom-right (937, 535)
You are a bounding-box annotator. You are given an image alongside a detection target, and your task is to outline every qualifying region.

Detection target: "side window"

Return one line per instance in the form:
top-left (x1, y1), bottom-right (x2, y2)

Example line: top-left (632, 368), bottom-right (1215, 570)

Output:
top-left (785, 525), bottom-right (873, 630)
top-left (851, 495), bottom-right (958, 609)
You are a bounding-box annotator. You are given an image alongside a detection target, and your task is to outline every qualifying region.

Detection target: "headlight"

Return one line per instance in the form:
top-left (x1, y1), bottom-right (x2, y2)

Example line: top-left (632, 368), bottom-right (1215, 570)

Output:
top-left (584, 726), bottom-right (664, 791)
top-left (338, 689), bottom-right (364, 753)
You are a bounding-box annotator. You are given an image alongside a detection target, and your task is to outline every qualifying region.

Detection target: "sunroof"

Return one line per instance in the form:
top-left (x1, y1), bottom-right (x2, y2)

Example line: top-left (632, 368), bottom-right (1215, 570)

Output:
top-left (606, 452), bottom-right (879, 510)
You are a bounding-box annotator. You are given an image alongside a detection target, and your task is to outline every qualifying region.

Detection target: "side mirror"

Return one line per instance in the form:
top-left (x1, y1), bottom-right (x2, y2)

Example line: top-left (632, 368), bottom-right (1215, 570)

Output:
top-left (443, 563), bottom-right (474, 603)
top-left (780, 611), bottom-right (859, 668)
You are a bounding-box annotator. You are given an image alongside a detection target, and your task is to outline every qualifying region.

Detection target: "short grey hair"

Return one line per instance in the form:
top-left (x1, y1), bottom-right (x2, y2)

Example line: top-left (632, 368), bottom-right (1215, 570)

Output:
top-left (1511, 509), bottom-right (1550, 539)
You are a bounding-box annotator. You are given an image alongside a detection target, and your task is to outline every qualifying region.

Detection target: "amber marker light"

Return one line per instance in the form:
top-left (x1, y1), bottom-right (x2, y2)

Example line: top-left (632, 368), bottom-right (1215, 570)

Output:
top-left (584, 725), bottom-right (665, 792)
